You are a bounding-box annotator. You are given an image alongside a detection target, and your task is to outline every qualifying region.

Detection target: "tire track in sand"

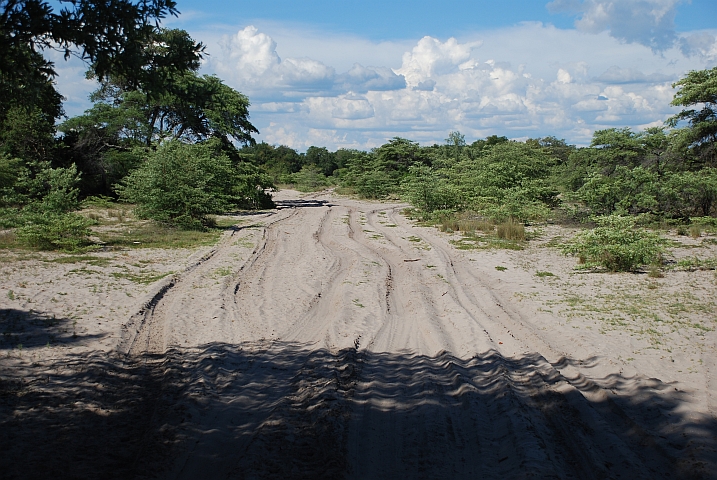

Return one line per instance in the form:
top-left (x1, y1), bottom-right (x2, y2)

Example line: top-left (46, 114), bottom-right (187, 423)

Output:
top-left (117, 192), bottom-right (711, 479)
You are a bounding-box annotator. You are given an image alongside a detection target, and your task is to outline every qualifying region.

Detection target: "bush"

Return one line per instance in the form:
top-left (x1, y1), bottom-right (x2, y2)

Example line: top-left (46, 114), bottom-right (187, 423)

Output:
top-left (353, 170), bottom-right (398, 199)
top-left (562, 215), bottom-right (666, 272)
top-left (289, 165), bottom-right (331, 192)
top-left (401, 165), bottom-right (462, 213)
top-left (15, 212), bottom-right (95, 251)
top-left (117, 141), bottom-right (272, 229)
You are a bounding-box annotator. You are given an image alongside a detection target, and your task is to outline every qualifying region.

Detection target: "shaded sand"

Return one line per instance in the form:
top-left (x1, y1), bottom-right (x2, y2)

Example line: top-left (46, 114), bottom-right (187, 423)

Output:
top-left (1, 189), bottom-right (716, 479)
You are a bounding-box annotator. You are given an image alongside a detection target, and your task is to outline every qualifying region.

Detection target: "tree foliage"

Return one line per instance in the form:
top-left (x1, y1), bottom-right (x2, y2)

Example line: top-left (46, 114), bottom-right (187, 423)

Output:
top-left (1, 0), bottom-right (179, 132)
top-left (667, 66), bottom-right (717, 166)
top-left (117, 141), bottom-right (273, 229)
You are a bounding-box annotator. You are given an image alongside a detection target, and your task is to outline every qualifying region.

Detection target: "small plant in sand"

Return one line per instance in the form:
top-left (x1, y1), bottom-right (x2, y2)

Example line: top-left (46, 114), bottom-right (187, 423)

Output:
top-left (647, 264), bottom-right (664, 278)
top-left (689, 225), bottom-right (702, 238)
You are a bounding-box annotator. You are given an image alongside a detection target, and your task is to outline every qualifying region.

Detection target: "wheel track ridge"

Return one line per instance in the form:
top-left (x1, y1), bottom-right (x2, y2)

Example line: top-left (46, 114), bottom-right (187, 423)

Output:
top-left (119, 209), bottom-right (297, 356)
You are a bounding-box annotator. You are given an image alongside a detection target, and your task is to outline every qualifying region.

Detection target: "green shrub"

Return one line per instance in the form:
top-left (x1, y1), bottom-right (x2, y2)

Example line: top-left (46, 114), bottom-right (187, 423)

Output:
top-left (401, 165), bottom-right (462, 213)
top-left (117, 141), bottom-right (271, 229)
top-left (0, 154), bottom-right (20, 193)
top-left (289, 165), bottom-right (331, 192)
top-left (353, 170), bottom-right (398, 199)
top-left (81, 195), bottom-right (116, 209)
top-left (15, 212), bottom-right (95, 251)
top-left (562, 215), bottom-right (666, 272)
top-left (691, 216), bottom-right (717, 234)
top-left (647, 264), bottom-right (664, 278)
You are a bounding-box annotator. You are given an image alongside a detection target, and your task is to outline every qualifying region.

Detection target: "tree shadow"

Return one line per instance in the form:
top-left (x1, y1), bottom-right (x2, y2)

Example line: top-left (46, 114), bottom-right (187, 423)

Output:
top-left (0, 343), bottom-right (715, 479)
top-left (0, 308), bottom-right (106, 350)
top-left (275, 199), bottom-right (335, 209)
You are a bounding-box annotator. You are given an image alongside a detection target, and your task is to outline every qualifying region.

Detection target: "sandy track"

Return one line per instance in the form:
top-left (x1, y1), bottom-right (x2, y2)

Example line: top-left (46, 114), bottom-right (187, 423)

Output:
top-left (2, 190), bottom-right (716, 479)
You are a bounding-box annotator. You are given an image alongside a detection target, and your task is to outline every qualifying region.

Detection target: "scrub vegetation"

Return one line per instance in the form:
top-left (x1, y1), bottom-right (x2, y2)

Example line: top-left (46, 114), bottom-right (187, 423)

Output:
top-left (1, 1), bottom-right (715, 273)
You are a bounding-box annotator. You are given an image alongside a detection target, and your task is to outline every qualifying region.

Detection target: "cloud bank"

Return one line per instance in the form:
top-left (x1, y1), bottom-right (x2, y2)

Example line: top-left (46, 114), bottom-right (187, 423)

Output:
top-left (200, 19), bottom-right (714, 150)
top-left (53, 2), bottom-right (717, 151)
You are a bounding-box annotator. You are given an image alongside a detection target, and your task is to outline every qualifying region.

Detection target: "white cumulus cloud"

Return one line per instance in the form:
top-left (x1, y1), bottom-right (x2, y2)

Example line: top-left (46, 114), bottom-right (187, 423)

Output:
top-left (396, 36), bottom-right (481, 86)
top-left (211, 26), bottom-right (335, 95)
top-left (337, 64), bottom-right (406, 93)
top-left (679, 32), bottom-right (717, 62)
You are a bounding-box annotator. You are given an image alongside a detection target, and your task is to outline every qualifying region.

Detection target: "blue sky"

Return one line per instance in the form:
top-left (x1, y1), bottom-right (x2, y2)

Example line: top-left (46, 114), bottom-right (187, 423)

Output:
top-left (55, 0), bottom-right (717, 150)
top-left (172, 0), bottom-right (716, 38)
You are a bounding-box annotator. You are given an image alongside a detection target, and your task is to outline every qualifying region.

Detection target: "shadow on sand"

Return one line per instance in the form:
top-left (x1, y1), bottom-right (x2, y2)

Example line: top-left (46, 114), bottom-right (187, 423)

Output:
top-left (275, 199), bottom-right (334, 209)
top-left (1, 342), bottom-right (714, 479)
top-left (0, 309), bottom-right (106, 351)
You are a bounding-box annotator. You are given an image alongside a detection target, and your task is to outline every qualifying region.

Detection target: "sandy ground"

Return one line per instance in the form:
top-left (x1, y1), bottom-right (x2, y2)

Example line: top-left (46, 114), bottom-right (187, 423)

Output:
top-left (1, 189), bottom-right (716, 479)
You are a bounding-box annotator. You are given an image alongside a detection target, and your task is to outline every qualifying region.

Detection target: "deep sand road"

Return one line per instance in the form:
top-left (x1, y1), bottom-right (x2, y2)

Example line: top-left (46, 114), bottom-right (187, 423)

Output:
top-left (2, 189), bottom-right (716, 479)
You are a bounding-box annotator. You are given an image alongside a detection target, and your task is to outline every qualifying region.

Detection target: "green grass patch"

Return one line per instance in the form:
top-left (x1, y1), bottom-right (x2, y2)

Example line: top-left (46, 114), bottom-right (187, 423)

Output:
top-left (95, 222), bottom-right (222, 249)
top-left (673, 257), bottom-right (717, 270)
top-left (535, 271), bottom-right (556, 277)
top-left (451, 234), bottom-right (524, 251)
top-left (111, 270), bottom-right (172, 285)
top-left (44, 255), bottom-right (111, 267)
top-left (0, 230), bottom-right (18, 249)
top-left (213, 266), bottom-right (233, 277)
top-left (497, 220), bottom-right (526, 241)
top-left (211, 216), bottom-right (246, 228)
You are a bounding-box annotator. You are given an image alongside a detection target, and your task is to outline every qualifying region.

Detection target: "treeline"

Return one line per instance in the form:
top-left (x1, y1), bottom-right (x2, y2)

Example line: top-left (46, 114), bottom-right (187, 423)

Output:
top-left (243, 65), bottom-right (717, 223)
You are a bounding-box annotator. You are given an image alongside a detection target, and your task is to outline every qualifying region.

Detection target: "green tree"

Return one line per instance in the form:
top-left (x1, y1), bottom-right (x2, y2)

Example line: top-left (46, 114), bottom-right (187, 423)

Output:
top-left (289, 165), bottom-right (330, 192)
top-left (117, 141), bottom-right (272, 229)
top-left (401, 165), bottom-right (461, 214)
top-left (660, 169), bottom-right (717, 218)
top-left (305, 146), bottom-right (337, 177)
top-left (1, 0), bottom-right (179, 125)
top-left (239, 143), bottom-right (304, 183)
top-left (58, 100), bottom-right (146, 196)
top-left (470, 135), bottom-right (509, 155)
top-left (577, 166), bottom-right (658, 215)
top-left (83, 29), bottom-right (256, 147)
top-left (445, 131), bottom-right (466, 163)
top-left (375, 137), bottom-right (431, 172)
top-left (61, 29), bottom-right (258, 196)
top-left (450, 142), bottom-right (557, 222)
top-left (0, 105), bottom-right (56, 163)
top-left (667, 66), bottom-right (717, 167)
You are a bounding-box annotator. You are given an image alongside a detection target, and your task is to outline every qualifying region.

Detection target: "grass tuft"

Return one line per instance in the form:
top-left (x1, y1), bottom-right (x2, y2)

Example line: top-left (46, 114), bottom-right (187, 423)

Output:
top-left (497, 220), bottom-right (526, 241)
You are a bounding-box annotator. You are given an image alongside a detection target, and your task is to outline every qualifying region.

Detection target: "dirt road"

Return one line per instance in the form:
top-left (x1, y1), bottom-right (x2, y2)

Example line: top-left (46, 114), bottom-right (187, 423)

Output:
top-left (2, 190), bottom-right (716, 479)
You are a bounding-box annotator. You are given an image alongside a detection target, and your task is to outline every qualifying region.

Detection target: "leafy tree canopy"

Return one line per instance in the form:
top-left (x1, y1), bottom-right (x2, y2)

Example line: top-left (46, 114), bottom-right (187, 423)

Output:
top-left (667, 66), bottom-right (717, 166)
top-left (1, 0), bottom-right (179, 86)
top-left (1, 0), bottom-right (180, 138)
top-left (70, 29), bottom-right (256, 147)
